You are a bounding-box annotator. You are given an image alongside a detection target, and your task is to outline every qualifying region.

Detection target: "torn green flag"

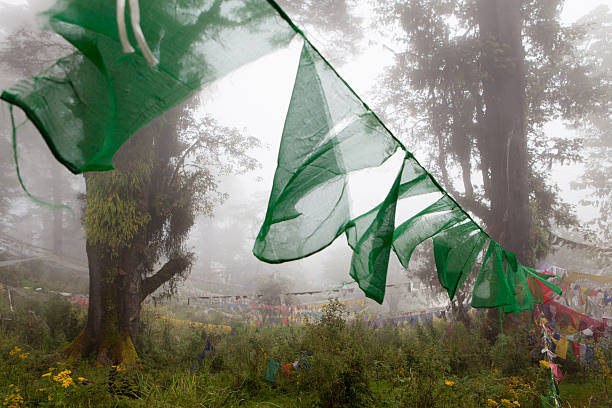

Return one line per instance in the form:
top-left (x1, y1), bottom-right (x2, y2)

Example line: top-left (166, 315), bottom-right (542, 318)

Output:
top-left (253, 39), bottom-right (561, 307)
top-left (1, 0), bottom-right (296, 173)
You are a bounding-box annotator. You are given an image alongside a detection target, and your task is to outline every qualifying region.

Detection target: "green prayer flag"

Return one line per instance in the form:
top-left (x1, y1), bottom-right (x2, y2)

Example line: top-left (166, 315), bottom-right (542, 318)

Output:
top-left (265, 358), bottom-right (280, 382)
top-left (434, 221), bottom-right (487, 301)
top-left (471, 241), bottom-right (513, 308)
top-left (347, 159), bottom-right (403, 303)
top-left (502, 251), bottom-right (534, 313)
top-left (1, 0), bottom-right (296, 174)
top-left (393, 195), bottom-right (466, 270)
top-left (253, 43), bottom-right (400, 263)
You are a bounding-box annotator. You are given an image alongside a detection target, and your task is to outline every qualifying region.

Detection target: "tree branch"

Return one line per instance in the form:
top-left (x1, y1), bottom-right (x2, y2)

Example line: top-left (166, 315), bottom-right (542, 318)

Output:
top-left (455, 195), bottom-right (490, 222)
top-left (140, 256), bottom-right (191, 301)
top-left (446, 183), bottom-right (491, 222)
top-left (169, 137), bottom-right (204, 187)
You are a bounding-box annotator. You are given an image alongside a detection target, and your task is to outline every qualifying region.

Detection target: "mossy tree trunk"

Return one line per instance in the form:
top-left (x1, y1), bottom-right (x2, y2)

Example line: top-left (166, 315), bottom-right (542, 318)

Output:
top-left (69, 241), bottom-right (140, 365)
top-left (69, 238), bottom-right (188, 365)
top-left (67, 111), bottom-right (193, 365)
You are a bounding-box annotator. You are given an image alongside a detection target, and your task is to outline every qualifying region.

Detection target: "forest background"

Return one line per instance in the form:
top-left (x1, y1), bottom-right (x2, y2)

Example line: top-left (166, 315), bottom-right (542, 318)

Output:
top-left (0, 0), bottom-right (611, 406)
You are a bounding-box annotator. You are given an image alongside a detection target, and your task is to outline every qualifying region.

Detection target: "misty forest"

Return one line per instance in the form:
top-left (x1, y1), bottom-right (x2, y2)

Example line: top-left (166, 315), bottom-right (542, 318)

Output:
top-left (0, 0), bottom-right (611, 406)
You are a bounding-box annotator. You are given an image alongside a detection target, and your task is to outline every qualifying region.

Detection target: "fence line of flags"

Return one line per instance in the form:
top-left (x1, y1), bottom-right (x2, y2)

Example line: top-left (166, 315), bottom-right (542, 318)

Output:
top-left (0, 282), bottom-right (88, 309)
top-left (3, 266), bottom-right (611, 342)
top-left (538, 314), bottom-right (562, 408)
top-left (2, 279), bottom-right (451, 329)
top-left (537, 303), bottom-right (606, 363)
top-left (186, 280), bottom-right (428, 303)
top-left (550, 280), bottom-right (612, 320)
top-left (530, 268), bottom-right (612, 406)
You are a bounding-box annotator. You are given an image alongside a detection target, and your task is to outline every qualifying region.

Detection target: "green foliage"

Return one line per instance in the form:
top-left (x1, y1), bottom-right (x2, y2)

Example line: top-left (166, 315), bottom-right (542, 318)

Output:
top-left (84, 175), bottom-right (151, 257)
top-left (134, 307), bottom-right (217, 369)
top-left (301, 300), bottom-right (373, 408)
top-left (83, 153), bottom-right (153, 257)
top-left (389, 338), bottom-right (454, 407)
top-left (442, 320), bottom-right (489, 375)
top-left (1, 291), bottom-right (610, 407)
top-left (0, 291), bottom-right (85, 351)
top-left (487, 319), bottom-right (537, 378)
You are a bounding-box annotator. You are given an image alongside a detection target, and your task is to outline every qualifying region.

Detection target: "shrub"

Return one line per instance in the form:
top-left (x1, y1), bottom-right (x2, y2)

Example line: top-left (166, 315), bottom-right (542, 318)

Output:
top-left (442, 319), bottom-right (490, 375)
top-left (300, 300), bottom-right (373, 408)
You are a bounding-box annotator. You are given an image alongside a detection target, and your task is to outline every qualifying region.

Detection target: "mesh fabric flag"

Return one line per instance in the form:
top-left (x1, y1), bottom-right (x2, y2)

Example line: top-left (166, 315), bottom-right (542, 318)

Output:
top-left (252, 38), bottom-right (559, 307)
top-left (1, 0), bottom-right (296, 173)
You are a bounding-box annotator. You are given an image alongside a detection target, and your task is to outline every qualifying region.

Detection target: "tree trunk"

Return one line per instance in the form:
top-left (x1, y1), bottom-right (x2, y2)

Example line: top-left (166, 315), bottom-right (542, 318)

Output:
top-left (66, 110), bottom-right (193, 365)
top-left (477, 0), bottom-right (532, 340)
top-left (477, 0), bottom-right (532, 265)
top-left (51, 165), bottom-right (63, 257)
top-left (67, 240), bottom-right (142, 365)
top-left (68, 235), bottom-right (188, 364)
top-left (67, 172), bottom-right (145, 365)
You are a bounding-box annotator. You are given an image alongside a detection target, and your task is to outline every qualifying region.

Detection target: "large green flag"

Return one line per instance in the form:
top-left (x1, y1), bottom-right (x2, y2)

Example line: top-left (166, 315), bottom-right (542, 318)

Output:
top-left (251, 39), bottom-right (560, 306)
top-left (1, 0), bottom-right (296, 173)
top-left (1, 0), bottom-right (560, 307)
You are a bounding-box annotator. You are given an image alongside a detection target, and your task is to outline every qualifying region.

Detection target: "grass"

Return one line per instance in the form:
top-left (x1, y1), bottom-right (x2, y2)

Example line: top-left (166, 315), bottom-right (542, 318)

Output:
top-left (0, 330), bottom-right (609, 407)
top-left (0, 272), bottom-right (609, 407)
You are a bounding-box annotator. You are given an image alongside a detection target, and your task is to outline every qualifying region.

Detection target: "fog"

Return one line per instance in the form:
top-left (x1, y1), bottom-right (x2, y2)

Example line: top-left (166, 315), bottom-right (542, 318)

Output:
top-left (0, 0), bottom-right (610, 313)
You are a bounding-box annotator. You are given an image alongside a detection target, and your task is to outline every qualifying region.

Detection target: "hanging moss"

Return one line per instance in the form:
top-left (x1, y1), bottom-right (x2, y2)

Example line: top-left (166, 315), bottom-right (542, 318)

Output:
top-left (84, 165), bottom-right (152, 258)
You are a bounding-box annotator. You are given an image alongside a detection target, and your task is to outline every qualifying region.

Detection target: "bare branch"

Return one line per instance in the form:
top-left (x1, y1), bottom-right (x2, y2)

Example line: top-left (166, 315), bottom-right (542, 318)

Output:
top-left (140, 256), bottom-right (191, 301)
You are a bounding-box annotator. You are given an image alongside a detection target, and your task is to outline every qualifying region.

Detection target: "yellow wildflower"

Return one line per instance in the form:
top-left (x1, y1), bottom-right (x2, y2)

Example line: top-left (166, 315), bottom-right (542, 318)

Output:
top-left (38, 388), bottom-right (45, 392)
top-left (2, 390), bottom-right (24, 408)
top-left (513, 401), bottom-right (520, 407)
top-left (487, 399), bottom-right (499, 407)
top-left (41, 373), bottom-right (52, 377)
top-left (539, 360), bottom-right (550, 369)
top-left (8, 384), bottom-right (14, 388)
top-left (18, 353), bottom-right (29, 360)
top-left (444, 380), bottom-right (455, 386)
top-left (500, 399), bottom-right (514, 407)
top-left (48, 396), bottom-right (53, 401)
top-left (8, 346), bottom-right (21, 356)
top-left (52, 369), bottom-right (74, 388)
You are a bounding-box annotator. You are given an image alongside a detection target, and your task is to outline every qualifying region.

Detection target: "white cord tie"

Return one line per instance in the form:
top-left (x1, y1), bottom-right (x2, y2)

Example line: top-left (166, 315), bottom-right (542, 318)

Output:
top-left (116, 0), bottom-right (159, 66)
